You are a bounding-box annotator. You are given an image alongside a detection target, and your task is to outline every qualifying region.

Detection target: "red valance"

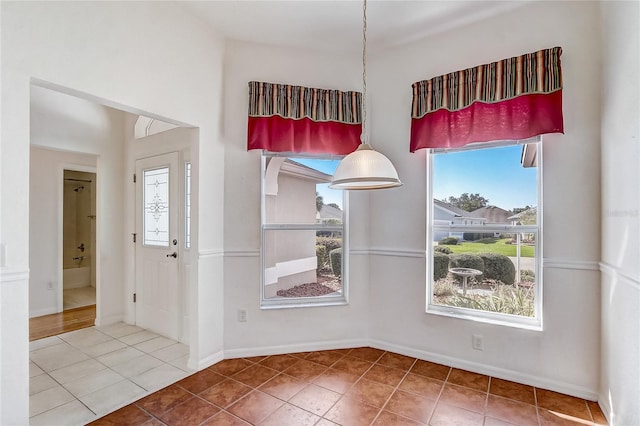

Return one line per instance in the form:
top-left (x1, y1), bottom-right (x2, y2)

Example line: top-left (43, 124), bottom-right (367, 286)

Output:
top-left (247, 81), bottom-right (362, 154)
top-left (410, 47), bottom-right (563, 152)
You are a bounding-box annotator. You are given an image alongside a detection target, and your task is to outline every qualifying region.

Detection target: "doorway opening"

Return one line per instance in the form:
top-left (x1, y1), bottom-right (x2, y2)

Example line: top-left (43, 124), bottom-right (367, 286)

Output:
top-left (63, 170), bottom-right (97, 310)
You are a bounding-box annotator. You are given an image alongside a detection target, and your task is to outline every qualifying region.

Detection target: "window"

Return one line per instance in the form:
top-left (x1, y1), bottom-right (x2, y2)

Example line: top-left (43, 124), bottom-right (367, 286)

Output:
top-left (261, 153), bottom-right (347, 308)
top-left (427, 140), bottom-right (542, 328)
top-left (143, 167), bottom-right (170, 247)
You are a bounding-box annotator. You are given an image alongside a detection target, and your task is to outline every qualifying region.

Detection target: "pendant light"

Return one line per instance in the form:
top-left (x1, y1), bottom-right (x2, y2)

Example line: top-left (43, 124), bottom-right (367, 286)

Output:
top-left (329, 0), bottom-right (402, 190)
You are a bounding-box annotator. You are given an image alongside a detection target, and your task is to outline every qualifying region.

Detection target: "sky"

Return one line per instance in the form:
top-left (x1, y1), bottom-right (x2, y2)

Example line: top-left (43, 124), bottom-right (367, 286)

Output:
top-left (433, 145), bottom-right (537, 211)
top-left (294, 158), bottom-right (344, 208)
top-left (294, 144), bottom-right (537, 212)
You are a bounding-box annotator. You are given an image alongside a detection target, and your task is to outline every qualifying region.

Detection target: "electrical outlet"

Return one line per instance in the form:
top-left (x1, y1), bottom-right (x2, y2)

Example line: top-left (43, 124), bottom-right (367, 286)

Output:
top-left (237, 309), bottom-right (247, 322)
top-left (472, 334), bottom-right (483, 351)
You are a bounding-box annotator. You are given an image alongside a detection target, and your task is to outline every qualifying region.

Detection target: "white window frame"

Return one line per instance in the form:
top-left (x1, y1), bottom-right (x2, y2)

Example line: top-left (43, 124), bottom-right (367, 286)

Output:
top-left (426, 139), bottom-right (543, 330)
top-left (261, 152), bottom-right (349, 309)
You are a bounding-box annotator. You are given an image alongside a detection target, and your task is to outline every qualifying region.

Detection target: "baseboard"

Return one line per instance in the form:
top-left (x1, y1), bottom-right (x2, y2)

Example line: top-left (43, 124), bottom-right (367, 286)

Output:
top-left (29, 307), bottom-right (58, 318)
top-left (597, 395), bottom-right (612, 425)
top-left (224, 338), bottom-right (369, 359)
top-left (369, 339), bottom-right (599, 401)
top-left (189, 350), bottom-right (224, 371)
top-left (94, 313), bottom-right (123, 327)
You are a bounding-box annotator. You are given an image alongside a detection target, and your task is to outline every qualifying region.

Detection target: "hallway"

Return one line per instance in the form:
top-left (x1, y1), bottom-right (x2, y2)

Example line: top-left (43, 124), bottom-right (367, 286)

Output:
top-left (29, 322), bottom-right (191, 425)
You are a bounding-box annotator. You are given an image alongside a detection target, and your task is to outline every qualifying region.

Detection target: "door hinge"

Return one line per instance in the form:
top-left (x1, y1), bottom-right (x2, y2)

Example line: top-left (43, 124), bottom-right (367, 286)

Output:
top-left (133, 173), bottom-right (136, 183)
top-left (132, 233), bottom-right (137, 243)
top-left (133, 293), bottom-right (136, 303)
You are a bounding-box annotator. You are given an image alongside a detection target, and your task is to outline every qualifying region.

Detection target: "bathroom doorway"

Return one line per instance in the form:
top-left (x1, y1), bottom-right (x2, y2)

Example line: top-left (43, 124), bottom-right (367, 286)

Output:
top-left (63, 169), bottom-right (97, 310)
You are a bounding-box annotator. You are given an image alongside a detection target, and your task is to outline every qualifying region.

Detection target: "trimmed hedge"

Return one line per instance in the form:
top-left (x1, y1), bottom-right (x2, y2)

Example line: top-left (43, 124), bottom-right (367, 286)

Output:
top-left (316, 244), bottom-right (327, 268)
top-left (316, 237), bottom-right (342, 255)
top-left (434, 246), bottom-right (452, 254)
top-left (478, 252), bottom-right (515, 285)
top-left (449, 253), bottom-right (484, 283)
top-left (330, 248), bottom-right (342, 277)
top-left (438, 236), bottom-right (459, 246)
top-left (433, 252), bottom-right (450, 280)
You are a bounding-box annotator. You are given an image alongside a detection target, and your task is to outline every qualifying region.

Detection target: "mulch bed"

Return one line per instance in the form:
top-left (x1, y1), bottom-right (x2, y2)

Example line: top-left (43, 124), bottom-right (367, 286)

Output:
top-left (277, 275), bottom-right (341, 297)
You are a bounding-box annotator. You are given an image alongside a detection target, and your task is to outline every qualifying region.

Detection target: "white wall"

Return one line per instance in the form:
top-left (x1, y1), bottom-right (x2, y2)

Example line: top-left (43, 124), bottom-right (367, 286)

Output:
top-left (223, 41), bottom-right (372, 355)
top-left (0, 2), bottom-right (225, 423)
top-left (599, 1), bottom-right (640, 424)
top-left (30, 148), bottom-right (97, 316)
top-left (365, 1), bottom-right (602, 399)
top-left (30, 86), bottom-right (126, 321)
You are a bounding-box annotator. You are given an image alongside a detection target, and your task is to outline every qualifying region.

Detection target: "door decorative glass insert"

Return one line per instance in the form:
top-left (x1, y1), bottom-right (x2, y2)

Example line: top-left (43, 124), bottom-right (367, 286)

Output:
top-left (144, 167), bottom-right (170, 246)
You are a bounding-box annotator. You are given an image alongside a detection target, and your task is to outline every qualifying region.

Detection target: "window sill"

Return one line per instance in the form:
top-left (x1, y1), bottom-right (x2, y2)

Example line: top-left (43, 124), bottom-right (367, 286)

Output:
top-left (261, 296), bottom-right (348, 310)
top-left (426, 305), bottom-right (542, 331)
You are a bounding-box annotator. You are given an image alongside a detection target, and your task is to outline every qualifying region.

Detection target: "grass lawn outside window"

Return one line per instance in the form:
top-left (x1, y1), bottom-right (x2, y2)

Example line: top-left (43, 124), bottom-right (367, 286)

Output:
top-left (427, 141), bottom-right (542, 328)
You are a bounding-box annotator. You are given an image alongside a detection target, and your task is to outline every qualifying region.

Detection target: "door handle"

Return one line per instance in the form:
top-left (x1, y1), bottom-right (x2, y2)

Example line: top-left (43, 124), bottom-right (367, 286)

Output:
top-left (166, 252), bottom-right (178, 258)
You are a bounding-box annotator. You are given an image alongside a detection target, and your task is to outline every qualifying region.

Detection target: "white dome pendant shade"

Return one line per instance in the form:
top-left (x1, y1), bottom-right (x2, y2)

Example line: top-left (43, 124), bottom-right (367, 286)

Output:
top-left (329, 143), bottom-right (402, 190)
top-left (329, 0), bottom-right (402, 191)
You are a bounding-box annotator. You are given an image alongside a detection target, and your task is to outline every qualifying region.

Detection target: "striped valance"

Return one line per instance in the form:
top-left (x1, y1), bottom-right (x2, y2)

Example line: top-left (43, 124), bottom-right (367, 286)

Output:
top-left (248, 82), bottom-right (362, 154)
top-left (410, 47), bottom-right (564, 151)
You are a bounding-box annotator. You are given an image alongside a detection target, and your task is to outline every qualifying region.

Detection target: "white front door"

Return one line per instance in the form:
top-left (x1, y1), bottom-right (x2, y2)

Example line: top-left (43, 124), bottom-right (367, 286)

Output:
top-left (135, 152), bottom-right (180, 340)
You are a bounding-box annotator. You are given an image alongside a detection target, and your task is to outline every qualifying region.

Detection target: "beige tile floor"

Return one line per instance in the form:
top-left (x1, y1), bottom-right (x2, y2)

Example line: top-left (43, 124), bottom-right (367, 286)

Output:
top-left (29, 322), bottom-right (192, 425)
top-left (63, 286), bottom-right (97, 310)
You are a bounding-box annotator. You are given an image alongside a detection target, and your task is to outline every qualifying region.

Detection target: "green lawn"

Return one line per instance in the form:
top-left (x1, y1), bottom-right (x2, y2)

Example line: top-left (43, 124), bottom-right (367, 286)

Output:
top-left (445, 238), bottom-right (535, 257)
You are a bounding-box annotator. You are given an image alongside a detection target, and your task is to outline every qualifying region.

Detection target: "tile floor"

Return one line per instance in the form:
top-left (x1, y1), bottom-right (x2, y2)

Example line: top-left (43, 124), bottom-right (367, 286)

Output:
top-left (63, 286), bottom-right (97, 310)
top-left (29, 322), bottom-right (192, 425)
top-left (91, 347), bottom-right (608, 426)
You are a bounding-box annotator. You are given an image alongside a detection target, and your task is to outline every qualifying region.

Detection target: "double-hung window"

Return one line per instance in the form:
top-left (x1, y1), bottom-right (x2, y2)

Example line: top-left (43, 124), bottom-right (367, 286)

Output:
top-left (427, 139), bottom-right (542, 328)
top-left (261, 152), bottom-right (347, 308)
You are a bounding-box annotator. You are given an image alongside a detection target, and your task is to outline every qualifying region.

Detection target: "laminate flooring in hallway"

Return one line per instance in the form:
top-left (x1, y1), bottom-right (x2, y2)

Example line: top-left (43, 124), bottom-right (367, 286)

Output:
top-left (29, 323), bottom-right (191, 425)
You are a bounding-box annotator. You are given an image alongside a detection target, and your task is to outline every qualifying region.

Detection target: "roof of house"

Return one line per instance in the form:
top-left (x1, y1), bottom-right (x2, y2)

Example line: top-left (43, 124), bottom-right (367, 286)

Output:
top-left (433, 199), bottom-right (475, 217)
top-left (508, 206), bottom-right (537, 220)
top-left (318, 204), bottom-right (343, 220)
top-left (469, 206), bottom-right (513, 224)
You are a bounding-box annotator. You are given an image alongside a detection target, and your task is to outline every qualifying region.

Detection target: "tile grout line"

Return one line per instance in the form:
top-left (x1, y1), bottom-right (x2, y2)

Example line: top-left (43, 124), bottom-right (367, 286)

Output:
top-left (370, 353), bottom-right (418, 425)
top-left (29, 323), bottom-right (190, 422)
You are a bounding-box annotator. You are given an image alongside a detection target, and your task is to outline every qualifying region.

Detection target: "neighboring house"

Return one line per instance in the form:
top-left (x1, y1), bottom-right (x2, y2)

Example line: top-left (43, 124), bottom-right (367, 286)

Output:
top-left (469, 205), bottom-right (513, 237)
top-left (433, 199), bottom-right (485, 241)
top-left (317, 204), bottom-right (343, 224)
top-left (509, 207), bottom-right (538, 225)
top-left (470, 205), bottom-right (513, 225)
top-left (263, 158), bottom-right (331, 297)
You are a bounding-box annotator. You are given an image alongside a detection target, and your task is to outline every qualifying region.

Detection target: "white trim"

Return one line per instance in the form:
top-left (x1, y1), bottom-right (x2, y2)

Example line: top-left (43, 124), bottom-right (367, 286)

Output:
top-left (597, 396), bottom-right (612, 426)
top-left (198, 249), bottom-right (224, 258)
top-left (94, 313), bottom-right (122, 328)
top-left (544, 259), bottom-right (600, 271)
top-left (368, 248), bottom-right (426, 258)
top-left (224, 338), bottom-right (368, 359)
top-left (600, 262), bottom-right (640, 290)
top-left (369, 339), bottom-right (599, 401)
top-left (265, 256), bottom-right (317, 285)
top-left (188, 350), bottom-right (224, 371)
top-left (224, 250), bottom-right (260, 258)
top-left (0, 268), bottom-right (30, 283)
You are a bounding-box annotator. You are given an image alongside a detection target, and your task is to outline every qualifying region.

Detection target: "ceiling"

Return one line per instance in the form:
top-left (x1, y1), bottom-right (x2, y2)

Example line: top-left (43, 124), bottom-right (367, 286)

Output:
top-left (179, 1), bottom-right (530, 53)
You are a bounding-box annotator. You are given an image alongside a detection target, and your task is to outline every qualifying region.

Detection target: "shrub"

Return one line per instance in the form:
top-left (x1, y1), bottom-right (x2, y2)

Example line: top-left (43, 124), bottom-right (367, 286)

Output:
top-left (316, 237), bottom-right (342, 254)
top-left (439, 285), bottom-right (534, 317)
top-left (434, 246), bottom-right (452, 254)
top-left (478, 253), bottom-right (515, 285)
top-left (433, 252), bottom-right (450, 280)
top-left (438, 236), bottom-right (459, 246)
top-left (462, 233), bottom-right (495, 242)
top-left (448, 254), bottom-right (484, 283)
top-left (316, 245), bottom-right (327, 268)
top-left (329, 248), bottom-right (342, 277)
top-left (520, 269), bottom-right (535, 283)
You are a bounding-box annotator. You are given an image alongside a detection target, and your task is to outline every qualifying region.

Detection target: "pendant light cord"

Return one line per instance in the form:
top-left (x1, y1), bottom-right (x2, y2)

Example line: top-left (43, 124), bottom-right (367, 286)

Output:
top-left (361, 0), bottom-right (368, 144)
